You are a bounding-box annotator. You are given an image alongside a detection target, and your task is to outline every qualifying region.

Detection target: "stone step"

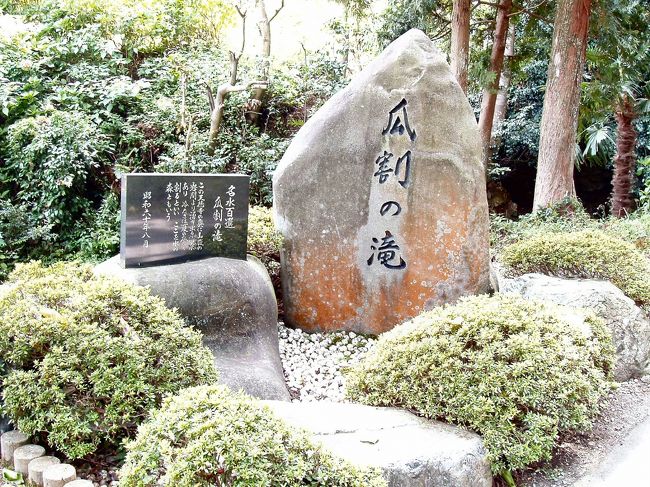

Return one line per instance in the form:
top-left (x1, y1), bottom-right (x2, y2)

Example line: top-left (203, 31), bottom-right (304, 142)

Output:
top-left (29, 456), bottom-right (61, 487)
top-left (43, 463), bottom-right (76, 487)
top-left (0, 430), bottom-right (28, 466)
top-left (64, 480), bottom-right (94, 487)
top-left (13, 444), bottom-right (45, 477)
top-left (263, 400), bottom-right (492, 487)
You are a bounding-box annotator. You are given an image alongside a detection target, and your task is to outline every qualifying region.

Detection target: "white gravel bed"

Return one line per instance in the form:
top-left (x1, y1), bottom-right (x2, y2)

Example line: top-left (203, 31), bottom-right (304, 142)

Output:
top-left (278, 323), bottom-right (377, 402)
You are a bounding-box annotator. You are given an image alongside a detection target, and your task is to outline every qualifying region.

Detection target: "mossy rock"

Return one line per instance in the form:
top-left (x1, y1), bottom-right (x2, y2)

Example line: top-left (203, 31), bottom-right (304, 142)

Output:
top-left (119, 385), bottom-right (387, 487)
top-left (346, 294), bottom-right (615, 476)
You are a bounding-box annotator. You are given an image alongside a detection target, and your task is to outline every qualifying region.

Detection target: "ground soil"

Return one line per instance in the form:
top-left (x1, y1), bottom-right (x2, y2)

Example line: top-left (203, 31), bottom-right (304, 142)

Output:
top-left (516, 377), bottom-right (650, 486)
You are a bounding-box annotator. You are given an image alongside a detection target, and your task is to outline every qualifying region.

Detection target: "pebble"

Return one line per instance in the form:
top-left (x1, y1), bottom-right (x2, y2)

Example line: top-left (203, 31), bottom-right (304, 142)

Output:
top-left (278, 323), bottom-right (376, 402)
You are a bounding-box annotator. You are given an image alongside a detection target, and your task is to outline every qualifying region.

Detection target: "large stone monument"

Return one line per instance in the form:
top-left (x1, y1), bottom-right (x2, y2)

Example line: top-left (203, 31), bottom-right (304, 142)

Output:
top-left (273, 29), bottom-right (490, 334)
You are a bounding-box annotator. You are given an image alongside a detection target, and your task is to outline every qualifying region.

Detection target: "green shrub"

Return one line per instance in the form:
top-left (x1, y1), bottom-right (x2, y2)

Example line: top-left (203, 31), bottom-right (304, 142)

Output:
top-left (490, 200), bottom-right (650, 258)
top-left (4, 111), bottom-right (110, 237)
top-left (0, 199), bottom-right (55, 280)
top-left (501, 229), bottom-right (650, 305)
top-left (119, 385), bottom-right (387, 487)
top-left (346, 294), bottom-right (614, 477)
top-left (0, 262), bottom-right (218, 459)
top-left (248, 206), bottom-right (282, 268)
top-left (490, 198), bottom-right (595, 254)
top-left (247, 206), bottom-right (283, 306)
top-left (72, 192), bottom-right (121, 262)
top-left (600, 211), bottom-right (650, 255)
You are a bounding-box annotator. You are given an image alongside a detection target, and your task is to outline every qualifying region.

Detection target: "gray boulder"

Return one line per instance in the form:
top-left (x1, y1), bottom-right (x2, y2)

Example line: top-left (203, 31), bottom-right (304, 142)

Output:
top-left (273, 29), bottom-right (490, 335)
top-left (502, 273), bottom-right (650, 381)
top-left (263, 401), bottom-right (492, 487)
top-left (95, 255), bottom-right (289, 400)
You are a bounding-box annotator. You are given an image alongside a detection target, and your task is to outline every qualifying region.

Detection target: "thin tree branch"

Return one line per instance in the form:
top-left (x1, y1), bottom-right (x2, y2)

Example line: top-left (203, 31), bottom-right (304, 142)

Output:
top-left (477, 0), bottom-right (501, 7)
top-left (269, 0), bottom-right (285, 22)
top-left (510, 0), bottom-right (552, 23)
top-left (205, 83), bottom-right (215, 112)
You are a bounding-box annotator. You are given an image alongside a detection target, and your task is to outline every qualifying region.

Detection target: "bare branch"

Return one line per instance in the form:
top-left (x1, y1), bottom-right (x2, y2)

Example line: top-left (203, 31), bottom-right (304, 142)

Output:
top-left (509, 1), bottom-right (552, 23)
top-left (235, 5), bottom-right (246, 18)
top-left (477, 0), bottom-right (501, 7)
top-left (218, 80), bottom-right (268, 100)
top-left (269, 0), bottom-right (285, 22)
top-left (237, 6), bottom-right (247, 58)
top-left (205, 83), bottom-right (215, 112)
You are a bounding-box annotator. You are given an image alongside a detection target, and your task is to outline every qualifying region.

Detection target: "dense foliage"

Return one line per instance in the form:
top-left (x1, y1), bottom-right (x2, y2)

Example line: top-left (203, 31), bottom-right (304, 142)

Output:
top-left (346, 294), bottom-right (615, 477)
top-left (247, 205), bottom-right (282, 303)
top-left (490, 201), bottom-right (650, 256)
top-left (120, 384), bottom-right (387, 487)
top-left (0, 261), bottom-right (218, 459)
top-left (501, 229), bottom-right (650, 305)
top-left (0, 0), bottom-right (347, 273)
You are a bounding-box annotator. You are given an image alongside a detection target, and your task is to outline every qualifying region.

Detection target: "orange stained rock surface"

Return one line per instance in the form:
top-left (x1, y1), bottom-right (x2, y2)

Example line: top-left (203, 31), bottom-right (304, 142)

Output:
top-left (286, 203), bottom-right (489, 335)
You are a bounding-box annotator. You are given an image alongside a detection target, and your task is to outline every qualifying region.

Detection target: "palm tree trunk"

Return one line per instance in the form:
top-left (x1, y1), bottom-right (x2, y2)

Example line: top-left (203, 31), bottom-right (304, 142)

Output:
top-left (611, 96), bottom-right (637, 217)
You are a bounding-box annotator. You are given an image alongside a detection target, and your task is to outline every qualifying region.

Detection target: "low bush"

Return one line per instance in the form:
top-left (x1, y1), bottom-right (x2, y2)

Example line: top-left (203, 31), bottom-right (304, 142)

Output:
top-left (248, 206), bottom-right (281, 269)
top-left (119, 385), bottom-right (387, 487)
top-left (0, 262), bottom-right (218, 459)
top-left (501, 229), bottom-right (650, 305)
top-left (490, 200), bottom-right (650, 257)
top-left (0, 199), bottom-right (55, 280)
top-left (247, 206), bottom-right (283, 310)
top-left (346, 294), bottom-right (614, 478)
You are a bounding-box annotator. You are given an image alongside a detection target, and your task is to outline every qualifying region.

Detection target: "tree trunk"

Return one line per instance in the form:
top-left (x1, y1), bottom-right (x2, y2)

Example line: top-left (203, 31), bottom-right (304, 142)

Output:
top-left (611, 96), bottom-right (637, 217)
top-left (477, 0), bottom-right (513, 173)
top-left (533, 0), bottom-right (592, 211)
top-left (250, 0), bottom-right (272, 123)
top-left (450, 0), bottom-right (471, 93)
top-left (491, 24), bottom-right (515, 149)
top-left (207, 54), bottom-right (242, 156)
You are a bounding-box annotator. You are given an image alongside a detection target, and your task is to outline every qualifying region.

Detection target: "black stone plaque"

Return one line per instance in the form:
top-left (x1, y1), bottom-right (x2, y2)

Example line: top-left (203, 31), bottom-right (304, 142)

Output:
top-left (120, 173), bottom-right (249, 268)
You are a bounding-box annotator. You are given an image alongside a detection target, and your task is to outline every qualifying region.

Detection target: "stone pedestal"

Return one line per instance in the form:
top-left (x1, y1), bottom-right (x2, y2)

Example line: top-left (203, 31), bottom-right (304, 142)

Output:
top-left (95, 255), bottom-right (289, 401)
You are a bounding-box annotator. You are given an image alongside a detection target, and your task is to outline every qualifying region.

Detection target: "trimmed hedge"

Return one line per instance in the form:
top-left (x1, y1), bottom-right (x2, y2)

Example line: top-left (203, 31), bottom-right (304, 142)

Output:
top-left (346, 294), bottom-right (614, 476)
top-left (0, 262), bottom-right (218, 459)
top-left (501, 229), bottom-right (650, 305)
top-left (119, 385), bottom-right (387, 487)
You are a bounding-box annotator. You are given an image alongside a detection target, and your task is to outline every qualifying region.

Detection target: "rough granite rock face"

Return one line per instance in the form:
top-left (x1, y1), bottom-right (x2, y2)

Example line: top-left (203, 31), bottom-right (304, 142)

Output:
top-left (95, 255), bottom-right (290, 401)
top-left (502, 273), bottom-right (650, 381)
top-left (263, 401), bottom-right (492, 487)
top-left (273, 29), bottom-right (489, 334)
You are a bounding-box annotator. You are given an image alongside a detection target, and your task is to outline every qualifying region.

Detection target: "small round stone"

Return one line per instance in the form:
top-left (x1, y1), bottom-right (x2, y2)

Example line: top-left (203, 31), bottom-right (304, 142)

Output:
top-left (1, 430), bottom-right (29, 465)
top-left (13, 444), bottom-right (46, 477)
top-left (43, 463), bottom-right (76, 487)
top-left (29, 456), bottom-right (61, 486)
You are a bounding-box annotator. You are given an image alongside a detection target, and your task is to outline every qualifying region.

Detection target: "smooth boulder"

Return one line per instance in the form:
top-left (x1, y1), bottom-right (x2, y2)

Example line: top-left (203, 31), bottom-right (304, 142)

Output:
top-left (95, 255), bottom-right (289, 401)
top-left (263, 401), bottom-right (491, 487)
top-left (274, 29), bottom-right (489, 334)
top-left (502, 273), bottom-right (650, 381)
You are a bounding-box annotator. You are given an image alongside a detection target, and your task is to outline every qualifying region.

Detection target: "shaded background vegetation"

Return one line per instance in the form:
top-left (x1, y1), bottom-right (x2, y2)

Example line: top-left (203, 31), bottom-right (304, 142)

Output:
top-left (0, 0), bottom-right (649, 279)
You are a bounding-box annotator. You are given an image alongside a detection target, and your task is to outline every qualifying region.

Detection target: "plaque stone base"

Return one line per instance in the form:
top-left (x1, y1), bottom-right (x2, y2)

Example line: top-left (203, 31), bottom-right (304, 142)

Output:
top-left (95, 255), bottom-right (289, 401)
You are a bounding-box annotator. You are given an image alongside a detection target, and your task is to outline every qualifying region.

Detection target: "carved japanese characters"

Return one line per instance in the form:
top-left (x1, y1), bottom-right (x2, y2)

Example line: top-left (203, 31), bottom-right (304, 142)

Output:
top-left (121, 174), bottom-right (249, 267)
top-left (273, 29), bottom-right (490, 334)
